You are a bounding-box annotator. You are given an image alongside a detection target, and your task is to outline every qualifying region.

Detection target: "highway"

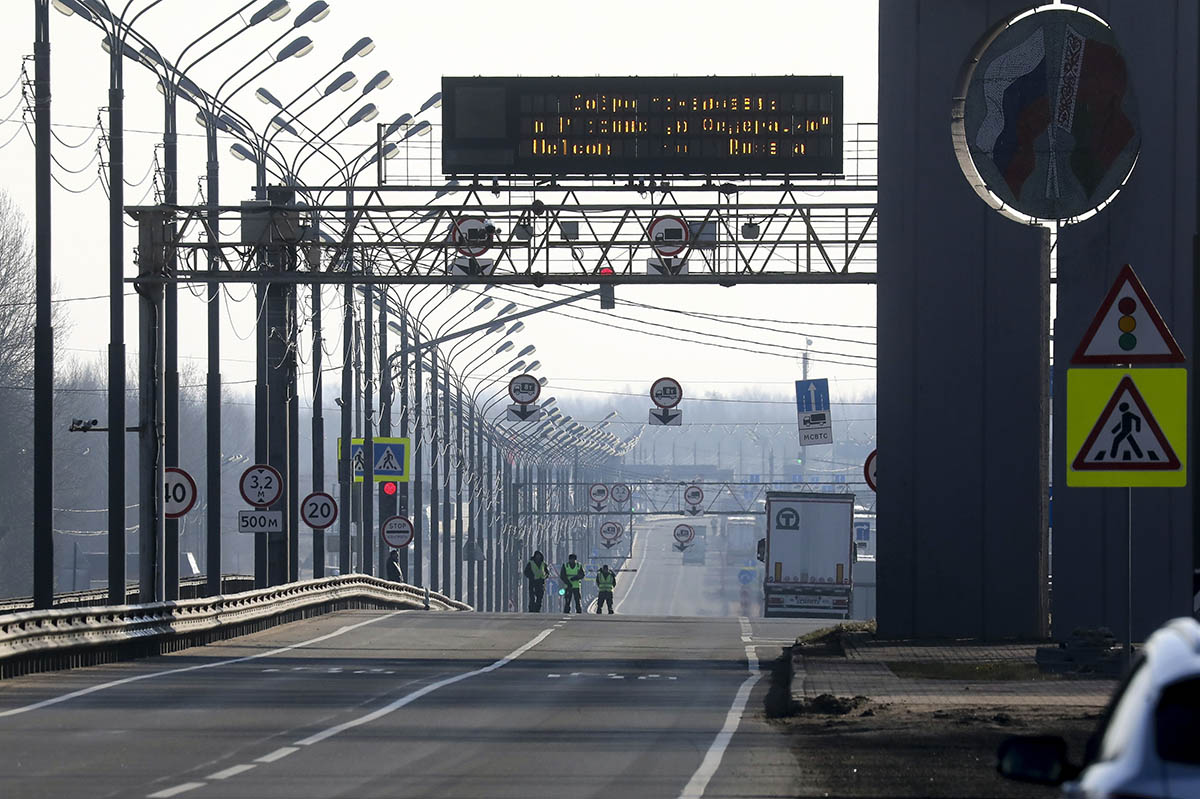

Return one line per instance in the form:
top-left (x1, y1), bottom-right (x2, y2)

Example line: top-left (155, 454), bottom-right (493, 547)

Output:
top-left (0, 517), bottom-right (826, 799)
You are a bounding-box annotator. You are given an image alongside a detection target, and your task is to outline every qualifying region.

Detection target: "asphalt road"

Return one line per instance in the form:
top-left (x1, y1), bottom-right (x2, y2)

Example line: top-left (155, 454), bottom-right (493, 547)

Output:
top-left (0, 523), bottom-right (825, 799)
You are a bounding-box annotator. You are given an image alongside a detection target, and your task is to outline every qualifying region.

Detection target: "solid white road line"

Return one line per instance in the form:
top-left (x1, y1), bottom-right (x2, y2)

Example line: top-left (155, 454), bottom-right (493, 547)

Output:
top-left (676, 644), bottom-right (765, 799)
top-left (294, 626), bottom-right (555, 746)
top-left (146, 782), bottom-right (206, 798)
top-left (0, 611), bottom-right (411, 718)
top-left (613, 529), bottom-right (650, 614)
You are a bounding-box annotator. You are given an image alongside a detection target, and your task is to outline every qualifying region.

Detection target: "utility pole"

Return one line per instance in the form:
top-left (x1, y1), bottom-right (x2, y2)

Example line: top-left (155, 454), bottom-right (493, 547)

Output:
top-left (363, 279), bottom-right (374, 578)
top-left (106, 19), bottom-right (127, 606)
top-left (264, 186), bottom-right (294, 586)
top-left (412, 326), bottom-right (424, 587)
top-left (430, 347), bottom-right (440, 592)
top-left (442, 366), bottom-right (452, 594)
top-left (309, 224), bottom-right (324, 578)
top-left (32, 0), bottom-right (53, 610)
top-left (136, 210), bottom-right (167, 603)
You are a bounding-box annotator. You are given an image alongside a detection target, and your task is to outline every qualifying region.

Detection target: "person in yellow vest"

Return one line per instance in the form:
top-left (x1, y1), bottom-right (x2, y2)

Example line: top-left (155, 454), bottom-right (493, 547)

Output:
top-left (594, 564), bottom-right (617, 614)
top-left (559, 553), bottom-right (585, 614)
top-left (523, 550), bottom-right (550, 612)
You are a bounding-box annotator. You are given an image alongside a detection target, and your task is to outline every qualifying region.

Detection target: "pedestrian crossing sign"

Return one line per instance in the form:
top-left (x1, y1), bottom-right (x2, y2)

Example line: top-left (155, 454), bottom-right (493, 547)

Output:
top-left (337, 437), bottom-right (411, 483)
top-left (1066, 369), bottom-right (1187, 487)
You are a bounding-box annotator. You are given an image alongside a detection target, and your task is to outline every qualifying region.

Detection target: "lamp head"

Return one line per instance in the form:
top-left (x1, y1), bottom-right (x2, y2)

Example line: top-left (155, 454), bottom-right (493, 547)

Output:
top-left (255, 87), bottom-right (283, 107)
top-left (517, 344), bottom-right (536, 358)
top-left (295, 0), bottom-right (330, 26)
top-left (364, 70), bottom-right (393, 93)
top-left (251, 0), bottom-right (291, 26)
top-left (344, 37), bottom-right (375, 61)
top-left (325, 71), bottom-right (357, 95)
top-left (277, 35), bottom-right (313, 61)
top-left (347, 102), bottom-right (378, 126)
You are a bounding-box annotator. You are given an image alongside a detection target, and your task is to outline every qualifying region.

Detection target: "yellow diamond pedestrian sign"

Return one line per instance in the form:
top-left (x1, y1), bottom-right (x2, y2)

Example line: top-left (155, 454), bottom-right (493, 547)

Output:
top-left (1066, 369), bottom-right (1187, 487)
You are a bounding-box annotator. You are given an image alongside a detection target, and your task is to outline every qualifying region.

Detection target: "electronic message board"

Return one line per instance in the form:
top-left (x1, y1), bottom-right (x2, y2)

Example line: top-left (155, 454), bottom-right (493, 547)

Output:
top-left (442, 76), bottom-right (842, 176)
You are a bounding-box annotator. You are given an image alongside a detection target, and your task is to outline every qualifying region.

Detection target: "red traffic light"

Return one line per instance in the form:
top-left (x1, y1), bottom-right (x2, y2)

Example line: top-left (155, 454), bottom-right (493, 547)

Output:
top-left (382, 481), bottom-right (398, 496)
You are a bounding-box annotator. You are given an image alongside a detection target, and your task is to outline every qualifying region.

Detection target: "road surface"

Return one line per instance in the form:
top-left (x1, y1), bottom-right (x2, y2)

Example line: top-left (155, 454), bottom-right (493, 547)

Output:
top-left (0, 520), bottom-right (826, 799)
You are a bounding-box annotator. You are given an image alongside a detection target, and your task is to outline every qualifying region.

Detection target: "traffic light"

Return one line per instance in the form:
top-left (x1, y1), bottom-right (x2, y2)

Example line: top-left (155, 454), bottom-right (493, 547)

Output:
top-left (1117, 296), bottom-right (1137, 351)
top-left (379, 480), bottom-right (398, 520)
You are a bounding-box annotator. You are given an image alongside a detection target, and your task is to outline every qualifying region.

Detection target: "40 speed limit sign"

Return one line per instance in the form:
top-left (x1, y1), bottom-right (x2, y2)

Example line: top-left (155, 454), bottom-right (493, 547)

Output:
top-left (164, 467), bottom-right (197, 519)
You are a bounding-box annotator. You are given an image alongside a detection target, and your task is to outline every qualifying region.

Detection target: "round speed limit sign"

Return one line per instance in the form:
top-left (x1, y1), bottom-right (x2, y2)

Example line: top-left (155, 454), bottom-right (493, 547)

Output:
top-left (163, 467), bottom-right (197, 519)
top-left (301, 491), bottom-right (338, 529)
top-left (381, 515), bottom-right (414, 548)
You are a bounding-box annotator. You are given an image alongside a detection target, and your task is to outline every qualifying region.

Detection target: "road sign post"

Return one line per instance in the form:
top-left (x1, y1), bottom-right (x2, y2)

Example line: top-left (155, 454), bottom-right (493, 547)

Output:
top-left (649, 377), bottom-right (683, 425)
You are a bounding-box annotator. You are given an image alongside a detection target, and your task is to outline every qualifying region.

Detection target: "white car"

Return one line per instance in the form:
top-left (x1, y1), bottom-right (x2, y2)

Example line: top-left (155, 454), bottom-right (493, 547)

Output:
top-left (998, 616), bottom-right (1200, 798)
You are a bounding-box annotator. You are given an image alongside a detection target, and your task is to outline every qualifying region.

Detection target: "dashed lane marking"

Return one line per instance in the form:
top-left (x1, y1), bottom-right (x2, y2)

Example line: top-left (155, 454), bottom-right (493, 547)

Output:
top-left (206, 764), bottom-right (256, 781)
top-left (255, 747), bottom-right (299, 764)
top-left (146, 783), bottom-right (206, 798)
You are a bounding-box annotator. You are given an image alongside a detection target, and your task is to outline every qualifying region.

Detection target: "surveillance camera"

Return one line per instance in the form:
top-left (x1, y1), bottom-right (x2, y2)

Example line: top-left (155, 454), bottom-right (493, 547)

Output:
top-left (89, 419), bottom-right (98, 427)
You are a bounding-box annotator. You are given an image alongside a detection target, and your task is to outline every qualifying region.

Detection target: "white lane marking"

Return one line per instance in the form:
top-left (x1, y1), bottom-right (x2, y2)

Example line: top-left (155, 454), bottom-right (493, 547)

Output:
top-left (207, 764), bottom-right (256, 780)
top-left (676, 645), bottom-right (765, 799)
top-left (0, 611), bottom-right (411, 718)
top-left (294, 627), bottom-right (555, 746)
top-left (547, 673), bottom-right (562, 678)
top-left (739, 616), bottom-right (753, 643)
top-left (613, 529), bottom-right (650, 613)
top-left (147, 782), bottom-right (206, 798)
top-left (255, 746), bottom-right (299, 763)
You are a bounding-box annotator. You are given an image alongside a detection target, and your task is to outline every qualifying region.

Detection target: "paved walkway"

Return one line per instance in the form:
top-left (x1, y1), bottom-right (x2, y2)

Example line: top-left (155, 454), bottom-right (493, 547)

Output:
top-left (793, 634), bottom-right (1117, 708)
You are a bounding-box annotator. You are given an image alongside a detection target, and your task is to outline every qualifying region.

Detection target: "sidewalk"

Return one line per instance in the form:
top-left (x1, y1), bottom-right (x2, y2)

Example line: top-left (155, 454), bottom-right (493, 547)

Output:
top-left (791, 633), bottom-right (1117, 709)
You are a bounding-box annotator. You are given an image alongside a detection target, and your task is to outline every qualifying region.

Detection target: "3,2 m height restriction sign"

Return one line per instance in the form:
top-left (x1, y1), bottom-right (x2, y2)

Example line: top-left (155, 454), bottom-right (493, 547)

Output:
top-left (240, 465), bottom-right (283, 508)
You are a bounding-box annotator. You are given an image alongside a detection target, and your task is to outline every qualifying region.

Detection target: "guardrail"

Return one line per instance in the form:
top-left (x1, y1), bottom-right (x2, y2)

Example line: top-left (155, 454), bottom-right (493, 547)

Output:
top-left (0, 574), bottom-right (257, 615)
top-left (0, 575), bottom-right (471, 679)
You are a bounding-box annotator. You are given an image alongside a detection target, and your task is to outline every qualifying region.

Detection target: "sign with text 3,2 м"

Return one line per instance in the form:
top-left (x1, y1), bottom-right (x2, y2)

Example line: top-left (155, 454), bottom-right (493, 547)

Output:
top-left (795, 378), bottom-right (832, 446)
top-left (1066, 369), bottom-right (1187, 487)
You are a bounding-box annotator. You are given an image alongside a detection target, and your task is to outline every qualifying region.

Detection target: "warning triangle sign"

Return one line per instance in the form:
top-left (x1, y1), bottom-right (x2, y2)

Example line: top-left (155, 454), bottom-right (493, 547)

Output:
top-left (1071, 264), bottom-right (1185, 365)
top-left (1071, 376), bottom-right (1181, 471)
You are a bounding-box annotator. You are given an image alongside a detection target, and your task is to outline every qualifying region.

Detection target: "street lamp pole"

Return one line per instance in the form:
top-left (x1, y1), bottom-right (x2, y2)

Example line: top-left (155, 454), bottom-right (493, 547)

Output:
top-left (32, 0), bottom-right (53, 610)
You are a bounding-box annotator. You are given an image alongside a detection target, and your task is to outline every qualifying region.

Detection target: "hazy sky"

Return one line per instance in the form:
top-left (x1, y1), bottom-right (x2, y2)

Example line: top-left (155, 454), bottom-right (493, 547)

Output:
top-left (0, 0), bottom-right (879, 428)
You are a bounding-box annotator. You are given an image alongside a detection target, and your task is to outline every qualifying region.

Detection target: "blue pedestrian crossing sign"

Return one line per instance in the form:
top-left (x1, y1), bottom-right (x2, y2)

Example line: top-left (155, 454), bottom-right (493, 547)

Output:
top-left (337, 437), bottom-right (411, 483)
top-left (795, 378), bottom-right (833, 447)
top-left (738, 568), bottom-right (757, 585)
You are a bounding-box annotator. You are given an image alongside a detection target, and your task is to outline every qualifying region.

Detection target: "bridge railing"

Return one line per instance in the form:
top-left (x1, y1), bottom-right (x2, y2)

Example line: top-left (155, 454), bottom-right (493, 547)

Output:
top-left (0, 574), bottom-right (257, 616)
top-left (0, 575), bottom-right (470, 679)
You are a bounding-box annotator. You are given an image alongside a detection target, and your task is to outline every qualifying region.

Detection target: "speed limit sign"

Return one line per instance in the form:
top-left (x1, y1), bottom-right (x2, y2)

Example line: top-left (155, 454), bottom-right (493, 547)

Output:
top-left (301, 491), bottom-right (338, 529)
top-left (164, 467), bottom-right (197, 519)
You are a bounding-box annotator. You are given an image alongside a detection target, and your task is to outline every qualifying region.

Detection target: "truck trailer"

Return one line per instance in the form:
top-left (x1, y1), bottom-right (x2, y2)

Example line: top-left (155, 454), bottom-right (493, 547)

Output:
top-left (761, 491), bottom-right (854, 619)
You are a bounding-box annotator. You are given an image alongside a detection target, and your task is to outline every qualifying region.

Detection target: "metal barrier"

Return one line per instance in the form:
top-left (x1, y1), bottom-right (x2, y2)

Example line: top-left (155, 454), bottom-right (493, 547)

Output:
top-left (0, 574), bottom-right (257, 615)
top-left (0, 575), bottom-right (471, 679)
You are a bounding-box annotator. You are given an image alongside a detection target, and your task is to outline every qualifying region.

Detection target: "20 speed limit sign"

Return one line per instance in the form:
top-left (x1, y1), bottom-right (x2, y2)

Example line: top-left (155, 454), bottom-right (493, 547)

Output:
top-left (381, 515), bottom-right (414, 548)
top-left (683, 484), bottom-right (704, 506)
top-left (301, 491), bottom-right (338, 529)
top-left (164, 467), bottom-right (197, 519)
top-left (650, 376), bottom-right (683, 409)
top-left (240, 465), bottom-right (283, 508)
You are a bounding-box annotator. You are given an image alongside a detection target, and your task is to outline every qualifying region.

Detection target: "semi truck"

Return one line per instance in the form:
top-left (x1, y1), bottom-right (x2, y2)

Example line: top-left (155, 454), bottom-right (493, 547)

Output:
top-left (761, 491), bottom-right (854, 619)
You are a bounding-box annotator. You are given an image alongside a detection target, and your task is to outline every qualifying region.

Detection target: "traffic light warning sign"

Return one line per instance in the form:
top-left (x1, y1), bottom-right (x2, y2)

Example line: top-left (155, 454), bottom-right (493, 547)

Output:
top-left (1071, 264), bottom-right (1185, 365)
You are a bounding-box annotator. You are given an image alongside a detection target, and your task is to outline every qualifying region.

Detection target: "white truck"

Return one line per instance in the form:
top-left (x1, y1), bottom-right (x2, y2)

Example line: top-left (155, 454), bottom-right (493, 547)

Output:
top-left (761, 491), bottom-right (854, 619)
top-left (724, 515), bottom-right (759, 566)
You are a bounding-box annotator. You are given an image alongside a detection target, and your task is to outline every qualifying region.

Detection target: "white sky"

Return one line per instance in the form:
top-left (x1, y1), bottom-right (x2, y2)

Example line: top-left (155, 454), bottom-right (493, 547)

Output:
top-left (0, 0), bottom-right (879, 427)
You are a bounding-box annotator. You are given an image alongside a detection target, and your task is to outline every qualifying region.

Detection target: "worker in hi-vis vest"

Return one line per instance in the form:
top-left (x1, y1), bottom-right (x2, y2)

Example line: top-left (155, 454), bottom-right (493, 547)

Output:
top-left (560, 553), bottom-right (585, 614)
top-left (594, 564), bottom-right (617, 614)
top-left (523, 550), bottom-right (550, 612)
